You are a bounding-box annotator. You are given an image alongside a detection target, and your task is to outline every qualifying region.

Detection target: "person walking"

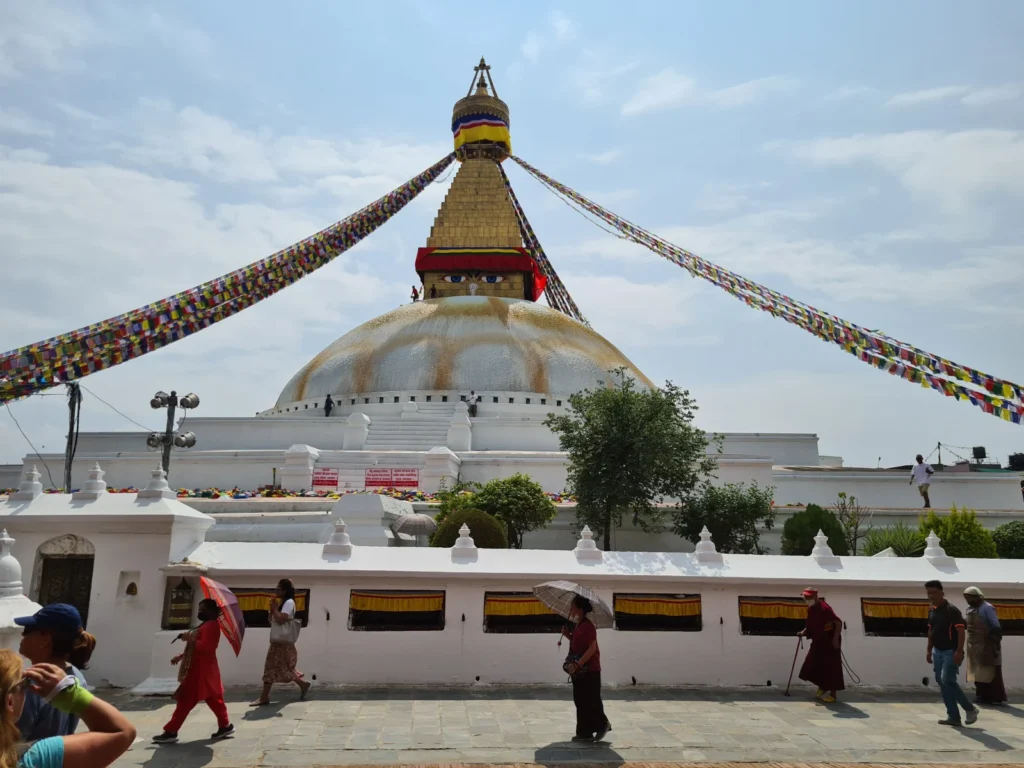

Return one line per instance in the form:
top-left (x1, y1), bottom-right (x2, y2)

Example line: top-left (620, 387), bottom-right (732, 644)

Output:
top-left (467, 390), bottom-right (479, 417)
top-left (797, 588), bottom-right (844, 703)
top-left (153, 598), bottom-right (234, 743)
top-left (410, 286), bottom-right (420, 302)
top-left (963, 586), bottom-right (1007, 705)
top-left (252, 579), bottom-right (310, 706)
top-left (910, 454), bottom-right (934, 508)
top-left (563, 595), bottom-right (611, 743)
top-left (925, 580), bottom-right (979, 726)
top-left (324, 394), bottom-right (334, 418)
top-left (0, 651), bottom-right (136, 768)
top-left (14, 604), bottom-right (96, 743)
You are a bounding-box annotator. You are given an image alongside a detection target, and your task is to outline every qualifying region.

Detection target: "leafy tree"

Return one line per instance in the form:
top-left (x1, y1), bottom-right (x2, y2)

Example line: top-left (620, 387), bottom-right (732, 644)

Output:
top-left (544, 368), bottom-right (717, 551)
top-left (430, 508), bottom-right (508, 548)
top-left (781, 504), bottom-right (849, 556)
top-left (431, 478), bottom-right (478, 528)
top-left (473, 473), bottom-right (557, 549)
top-left (919, 506), bottom-right (997, 559)
top-left (993, 520), bottom-right (1024, 559)
top-left (673, 481), bottom-right (776, 554)
top-left (862, 522), bottom-right (926, 557)
top-left (831, 492), bottom-right (875, 555)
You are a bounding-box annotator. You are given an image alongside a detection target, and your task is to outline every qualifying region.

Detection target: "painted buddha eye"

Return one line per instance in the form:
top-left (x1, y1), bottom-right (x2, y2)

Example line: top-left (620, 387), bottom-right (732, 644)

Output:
top-left (483, 275), bottom-right (504, 283)
top-left (443, 275), bottom-right (464, 283)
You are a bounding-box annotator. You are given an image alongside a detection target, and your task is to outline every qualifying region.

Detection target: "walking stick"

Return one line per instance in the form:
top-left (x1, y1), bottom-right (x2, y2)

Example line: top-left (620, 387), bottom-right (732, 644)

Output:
top-left (784, 636), bottom-right (803, 697)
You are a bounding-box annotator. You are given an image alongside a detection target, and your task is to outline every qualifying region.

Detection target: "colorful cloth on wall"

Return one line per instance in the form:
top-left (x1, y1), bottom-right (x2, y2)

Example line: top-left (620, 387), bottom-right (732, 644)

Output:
top-left (510, 154), bottom-right (1024, 424)
top-left (349, 591), bottom-right (445, 613)
top-left (614, 594), bottom-right (702, 617)
top-left (483, 594), bottom-right (556, 617)
top-left (452, 113), bottom-right (511, 153)
top-left (0, 153), bottom-right (457, 402)
top-left (495, 161), bottom-right (585, 323)
top-left (738, 597), bottom-right (808, 620)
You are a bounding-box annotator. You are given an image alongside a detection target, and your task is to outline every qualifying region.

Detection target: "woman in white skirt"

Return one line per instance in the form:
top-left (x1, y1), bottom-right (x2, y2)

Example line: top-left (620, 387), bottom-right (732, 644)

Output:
top-left (251, 579), bottom-right (310, 705)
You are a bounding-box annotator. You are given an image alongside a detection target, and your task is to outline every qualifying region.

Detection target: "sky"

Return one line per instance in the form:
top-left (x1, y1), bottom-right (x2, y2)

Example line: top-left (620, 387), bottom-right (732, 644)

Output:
top-left (1, 0), bottom-right (1023, 473)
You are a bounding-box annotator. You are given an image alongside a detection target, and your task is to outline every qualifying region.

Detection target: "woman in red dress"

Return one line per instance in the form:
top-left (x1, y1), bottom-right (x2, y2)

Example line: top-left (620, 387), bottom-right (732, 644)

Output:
top-left (153, 598), bottom-right (234, 743)
top-left (798, 588), bottom-right (845, 703)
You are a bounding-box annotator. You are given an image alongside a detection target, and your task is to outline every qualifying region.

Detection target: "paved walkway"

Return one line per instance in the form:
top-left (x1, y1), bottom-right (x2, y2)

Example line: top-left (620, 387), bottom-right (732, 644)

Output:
top-left (108, 686), bottom-right (1023, 767)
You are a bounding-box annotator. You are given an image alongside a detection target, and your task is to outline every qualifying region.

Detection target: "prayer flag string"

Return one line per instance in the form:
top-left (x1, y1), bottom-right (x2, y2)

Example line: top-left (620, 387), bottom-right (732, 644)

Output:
top-left (0, 154), bottom-right (457, 402)
top-left (510, 154), bottom-right (1022, 425)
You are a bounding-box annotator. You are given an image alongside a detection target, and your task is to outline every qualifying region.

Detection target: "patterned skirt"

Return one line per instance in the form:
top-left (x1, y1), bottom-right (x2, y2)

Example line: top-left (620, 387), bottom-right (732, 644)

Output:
top-left (262, 642), bottom-right (302, 684)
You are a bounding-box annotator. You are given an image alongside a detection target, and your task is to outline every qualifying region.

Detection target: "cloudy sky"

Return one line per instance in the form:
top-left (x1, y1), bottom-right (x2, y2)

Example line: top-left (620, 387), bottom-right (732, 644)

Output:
top-left (2, 0), bottom-right (1023, 472)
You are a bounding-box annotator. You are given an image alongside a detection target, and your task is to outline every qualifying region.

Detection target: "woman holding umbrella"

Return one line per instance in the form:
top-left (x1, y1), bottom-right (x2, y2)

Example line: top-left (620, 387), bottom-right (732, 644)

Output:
top-left (153, 598), bottom-right (234, 744)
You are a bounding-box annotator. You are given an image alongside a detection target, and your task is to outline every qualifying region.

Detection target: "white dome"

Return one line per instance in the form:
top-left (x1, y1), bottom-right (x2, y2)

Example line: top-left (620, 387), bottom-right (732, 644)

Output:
top-left (277, 297), bottom-right (652, 405)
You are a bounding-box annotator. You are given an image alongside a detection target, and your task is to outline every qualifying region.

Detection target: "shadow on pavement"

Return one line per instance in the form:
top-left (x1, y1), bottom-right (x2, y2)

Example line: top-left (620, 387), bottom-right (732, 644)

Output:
top-left (535, 740), bottom-right (624, 766)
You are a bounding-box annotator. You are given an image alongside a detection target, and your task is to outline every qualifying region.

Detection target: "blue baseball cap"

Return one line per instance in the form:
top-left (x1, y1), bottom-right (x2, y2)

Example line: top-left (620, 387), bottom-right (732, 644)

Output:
top-left (14, 604), bottom-right (83, 634)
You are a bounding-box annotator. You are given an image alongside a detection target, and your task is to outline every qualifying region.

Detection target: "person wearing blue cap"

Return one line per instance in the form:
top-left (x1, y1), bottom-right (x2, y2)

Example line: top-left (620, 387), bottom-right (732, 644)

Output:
top-left (14, 604), bottom-right (96, 743)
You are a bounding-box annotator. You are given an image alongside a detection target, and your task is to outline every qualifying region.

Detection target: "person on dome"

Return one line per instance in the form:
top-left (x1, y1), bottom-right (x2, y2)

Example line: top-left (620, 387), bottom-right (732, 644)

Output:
top-left (429, 284), bottom-right (437, 299)
top-left (410, 286), bottom-right (420, 302)
top-left (15, 604), bottom-right (96, 743)
top-left (797, 588), bottom-right (844, 703)
top-left (910, 454), bottom-right (934, 508)
top-left (467, 390), bottom-right (479, 417)
top-left (323, 394), bottom-right (333, 418)
top-left (153, 598), bottom-right (233, 744)
top-left (963, 586), bottom-right (1007, 705)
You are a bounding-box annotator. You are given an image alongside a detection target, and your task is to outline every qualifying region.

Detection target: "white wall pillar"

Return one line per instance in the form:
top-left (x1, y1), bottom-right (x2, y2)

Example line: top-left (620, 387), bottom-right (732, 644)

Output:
top-left (421, 446), bottom-right (461, 492)
top-left (447, 402), bottom-right (472, 452)
top-left (342, 413), bottom-right (371, 450)
top-left (280, 444), bottom-right (320, 491)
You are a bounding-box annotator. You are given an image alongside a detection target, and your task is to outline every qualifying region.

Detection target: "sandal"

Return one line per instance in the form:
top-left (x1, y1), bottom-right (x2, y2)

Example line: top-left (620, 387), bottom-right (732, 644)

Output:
top-left (249, 700), bottom-right (272, 707)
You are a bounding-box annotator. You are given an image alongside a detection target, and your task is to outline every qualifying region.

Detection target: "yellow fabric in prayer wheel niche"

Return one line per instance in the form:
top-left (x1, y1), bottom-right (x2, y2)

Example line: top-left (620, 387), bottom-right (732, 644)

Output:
top-left (993, 602), bottom-right (1024, 620)
top-left (861, 599), bottom-right (929, 619)
top-left (233, 590), bottom-right (308, 613)
top-left (614, 596), bottom-right (701, 617)
top-left (349, 591), bottom-right (445, 613)
top-left (483, 596), bottom-right (556, 617)
top-left (738, 598), bottom-right (807, 620)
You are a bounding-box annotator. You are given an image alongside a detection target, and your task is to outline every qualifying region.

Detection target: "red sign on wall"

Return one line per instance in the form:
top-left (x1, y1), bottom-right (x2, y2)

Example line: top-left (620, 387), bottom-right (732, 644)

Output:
top-left (364, 468), bottom-right (420, 488)
top-left (312, 468), bottom-right (339, 488)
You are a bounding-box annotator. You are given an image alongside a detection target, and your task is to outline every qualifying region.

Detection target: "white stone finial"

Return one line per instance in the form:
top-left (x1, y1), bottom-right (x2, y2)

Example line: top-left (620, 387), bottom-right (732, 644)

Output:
top-left (0, 530), bottom-right (24, 598)
top-left (811, 529), bottom-right (841, 565)
top-left (9, 465), bottom-right (43, 501)
top-left (924, 530), bottom-right (954, 565)
top-left (72, 462), bottom-right (108, 501)
top-left (694, 525), bottom-right (723, 563)
top-left (451, 523), bottom-right (478, 560)
top-left (136, 465), bottom-right (176, 499)
top-left (574, 525), bottom-right (602, 562)
top-left (322, 518), bottom-right (353, 556)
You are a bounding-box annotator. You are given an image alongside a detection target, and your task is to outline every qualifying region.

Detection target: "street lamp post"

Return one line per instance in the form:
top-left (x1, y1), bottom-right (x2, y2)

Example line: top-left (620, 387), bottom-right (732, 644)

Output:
top-left (147, 390), bottom-right (199, 480)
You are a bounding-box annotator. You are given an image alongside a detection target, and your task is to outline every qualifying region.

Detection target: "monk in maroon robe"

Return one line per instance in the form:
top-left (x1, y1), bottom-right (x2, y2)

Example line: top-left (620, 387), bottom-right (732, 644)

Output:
top-left (798, 588), bottom-right (845, 702)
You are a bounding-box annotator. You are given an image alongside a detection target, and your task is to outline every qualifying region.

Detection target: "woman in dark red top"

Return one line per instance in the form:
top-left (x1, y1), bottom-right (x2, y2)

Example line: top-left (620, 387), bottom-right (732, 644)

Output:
top-left (564, 596), bottom-right (611, 742)
top-left (797, 588), bottom-right (845, 703)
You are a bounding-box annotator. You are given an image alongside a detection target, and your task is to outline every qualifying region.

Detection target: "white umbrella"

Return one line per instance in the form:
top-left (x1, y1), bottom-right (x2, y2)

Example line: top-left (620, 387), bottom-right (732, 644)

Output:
top-left (532, 580), bottom-right (614, 629)
top-left (390, 513), bottom-right (438, 537)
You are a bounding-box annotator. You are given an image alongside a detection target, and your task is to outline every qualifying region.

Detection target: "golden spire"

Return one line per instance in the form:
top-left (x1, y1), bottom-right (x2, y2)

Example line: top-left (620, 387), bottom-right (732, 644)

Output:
top-left (451, 57), bottom-right (511, 158)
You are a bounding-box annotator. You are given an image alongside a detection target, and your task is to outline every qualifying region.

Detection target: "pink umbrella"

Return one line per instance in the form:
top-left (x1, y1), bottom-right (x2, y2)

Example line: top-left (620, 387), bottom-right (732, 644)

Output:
top-left (199, 576), bottom-right (245, 656)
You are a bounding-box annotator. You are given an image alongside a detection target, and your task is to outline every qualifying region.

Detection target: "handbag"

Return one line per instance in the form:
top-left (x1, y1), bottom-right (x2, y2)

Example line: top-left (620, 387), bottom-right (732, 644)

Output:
top-left (270, 617), bottom-right (300, 644)
top-left (563, 652), bottom-right (587, 678)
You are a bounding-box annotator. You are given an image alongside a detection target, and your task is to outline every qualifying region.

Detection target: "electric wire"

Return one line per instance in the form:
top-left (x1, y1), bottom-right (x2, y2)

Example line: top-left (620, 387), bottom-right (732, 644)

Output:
top-left (3, 402), bottom-right (58, 489)
top-left (79, 384), bottom-right (157, 432)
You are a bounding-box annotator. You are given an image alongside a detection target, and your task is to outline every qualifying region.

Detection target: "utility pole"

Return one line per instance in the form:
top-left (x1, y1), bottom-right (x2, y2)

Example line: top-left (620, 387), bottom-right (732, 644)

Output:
top-left (937, 441), bottom-right (942, 469)
top-left (63, 382), bottom-right (82, 491)
top-left (147, 390), bottom-right (199, 481)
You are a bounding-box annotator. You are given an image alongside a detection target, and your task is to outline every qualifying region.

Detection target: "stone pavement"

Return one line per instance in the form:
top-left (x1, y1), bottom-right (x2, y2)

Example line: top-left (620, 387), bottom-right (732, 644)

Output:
top-left (107, 685), bottom-right (1024, 767)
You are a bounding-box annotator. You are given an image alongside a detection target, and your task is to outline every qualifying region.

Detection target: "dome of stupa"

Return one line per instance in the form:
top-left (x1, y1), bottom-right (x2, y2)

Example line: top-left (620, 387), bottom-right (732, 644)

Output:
top-left (276, 296), bottom-right (652, 405)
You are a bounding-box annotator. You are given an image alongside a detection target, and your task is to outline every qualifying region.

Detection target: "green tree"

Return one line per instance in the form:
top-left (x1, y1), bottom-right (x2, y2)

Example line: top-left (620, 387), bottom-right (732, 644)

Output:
top-left (431, 478), bottom-right (478, 528)
top-left (672, 481), bottom-right (776, 554)
top-left (544, 368), bottom-right (718, 551)
top-left (993, 520), bottom-right (1024, 559)
top-left (919, 506), bottom-right (998, 559)
top-left (473, 473), bottom-right (557, 549)
top-left (781, 504), bottom-right (849, 556)
top-left (430, 508), bottom-right (508, 548)
top-left (862, 522), bottom-right (927, 557)
top-left (831, 492), bottom-right (875, 555)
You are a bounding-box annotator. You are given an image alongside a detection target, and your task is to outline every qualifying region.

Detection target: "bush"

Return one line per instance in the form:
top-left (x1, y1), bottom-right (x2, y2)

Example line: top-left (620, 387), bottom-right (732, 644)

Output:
top-left (673, 482), bottom-right (776, 554)
top-left (992, 520), bottom-right (1024, 559)
top-left (430, 508), bottom-right (508, 549)
top-left (473, 473), bottom-right (557, 549)
top-left (862, 522), bottom-right (926, 557)
top-left (781, 504), bottom-right (849, 556)
top-left (431, 479), bottom-right (478, 529)
top-left (919, 506), bottom-right (997, 559)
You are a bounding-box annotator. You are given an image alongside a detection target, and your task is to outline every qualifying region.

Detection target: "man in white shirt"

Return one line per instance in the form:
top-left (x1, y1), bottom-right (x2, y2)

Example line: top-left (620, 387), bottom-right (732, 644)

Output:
top-left (910, 454), bottom-right (934, 508)
top-left (467, 390), bottom-right (479, 417)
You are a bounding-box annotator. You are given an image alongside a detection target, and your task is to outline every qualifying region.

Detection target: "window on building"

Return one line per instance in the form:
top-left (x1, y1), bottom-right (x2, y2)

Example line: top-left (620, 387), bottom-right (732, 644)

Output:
top-left (525, 398), bottom-right (531, 404)
top-left (378, 397), bottom-right (384, 403)
top-left (350, 399), bottom-right (355, 405)
top-left (442, 396), bottom-right (448, 402)
top-left (738, 596), bottom-right (807, 636)
top-left (508, 398), bottom-right (514, 404)
top-left (614, 593), bottom-right (702, 632)
top-left (394, 396), bottom-right (399, 403)
top-left (861, 598), bottom-right (928, 637)
top-left (540, 398), bottom-right (546, 405)
top-left (364, 398), bottom-right (369, 404)
top-left (482, 592), bottom-right (564, 634)
top-left (492, 396), bottom-right (498, 403)
top-left (233, 588), bottom-right (311, 628)
top-left (304, 404), bottom-right (308, 409)
top-left (348, 590), bottom-right (445, 631)
top-left (426, 395), bottom-right (432, 402)
top-left (410, 396), bottom-right (416, 402)
top-left (556, 400), bottom-right (562, 407)
top-left (314, 403), bottom-right (318, 409)
top-left (994, 599), bottom-right (1024, 636)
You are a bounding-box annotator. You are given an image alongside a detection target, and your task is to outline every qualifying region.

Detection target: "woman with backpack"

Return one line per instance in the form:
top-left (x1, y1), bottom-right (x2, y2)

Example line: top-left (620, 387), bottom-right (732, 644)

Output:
top-left (252, 579), bottom-right (310, 705)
